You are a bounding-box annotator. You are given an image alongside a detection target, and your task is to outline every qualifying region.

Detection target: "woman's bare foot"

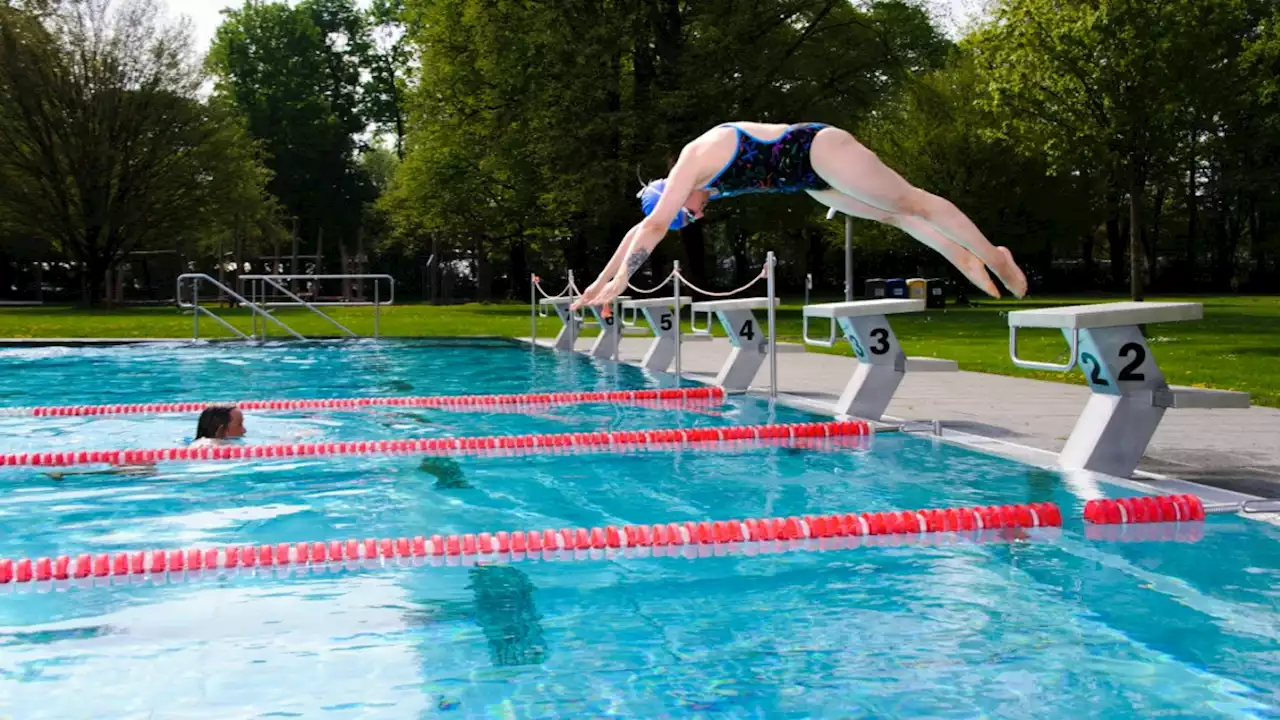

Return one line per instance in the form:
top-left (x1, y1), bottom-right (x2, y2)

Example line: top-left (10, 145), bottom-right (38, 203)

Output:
top-left (993, 247), bottom-right (1028, 298)
top-left (956, 252), bottom-right (1001, 298)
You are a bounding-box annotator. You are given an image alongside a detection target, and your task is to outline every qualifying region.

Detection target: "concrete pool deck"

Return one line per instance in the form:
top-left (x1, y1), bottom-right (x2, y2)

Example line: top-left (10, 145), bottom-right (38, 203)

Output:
top-left (524, 335), bottom-right (1280, 500)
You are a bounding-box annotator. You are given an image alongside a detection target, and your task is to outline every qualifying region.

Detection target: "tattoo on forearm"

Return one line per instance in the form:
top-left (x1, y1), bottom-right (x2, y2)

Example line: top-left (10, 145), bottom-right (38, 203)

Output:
top-left (625, 249), bottom-right (650, 278)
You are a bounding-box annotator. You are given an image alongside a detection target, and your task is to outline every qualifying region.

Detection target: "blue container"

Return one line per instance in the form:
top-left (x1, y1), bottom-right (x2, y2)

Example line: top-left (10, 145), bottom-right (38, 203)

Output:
top-left (884, 278), bottom-right (907, 298)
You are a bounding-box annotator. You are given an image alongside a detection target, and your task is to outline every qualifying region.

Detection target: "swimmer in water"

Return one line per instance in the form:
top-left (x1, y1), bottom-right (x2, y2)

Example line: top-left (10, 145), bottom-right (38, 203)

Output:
top-left (46, 405), bottom-right (245, 480)
top-left (420, 456), bottom-right (472, 489)
top-left (189, 406), bottom-right (246, 448)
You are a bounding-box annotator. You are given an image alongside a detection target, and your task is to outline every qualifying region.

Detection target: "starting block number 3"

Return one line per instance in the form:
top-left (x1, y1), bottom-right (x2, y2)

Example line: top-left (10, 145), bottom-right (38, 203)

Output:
top-left (837, 317), bottom-right (896, 362)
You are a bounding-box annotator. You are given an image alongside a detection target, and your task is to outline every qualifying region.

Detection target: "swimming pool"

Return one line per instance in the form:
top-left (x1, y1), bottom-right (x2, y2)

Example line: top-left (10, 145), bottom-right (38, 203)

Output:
top-left (0, 340), bottom-right (1277, 718)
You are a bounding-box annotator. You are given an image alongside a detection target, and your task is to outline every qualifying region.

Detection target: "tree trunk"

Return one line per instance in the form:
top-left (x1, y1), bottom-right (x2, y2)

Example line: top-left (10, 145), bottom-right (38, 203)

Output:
top-left (475, 237), bottom-right (492, 302)
top-left (1129, 161), bottom-right (1145, 302)
top-left (1106, 186), bottom-right (1125, 290)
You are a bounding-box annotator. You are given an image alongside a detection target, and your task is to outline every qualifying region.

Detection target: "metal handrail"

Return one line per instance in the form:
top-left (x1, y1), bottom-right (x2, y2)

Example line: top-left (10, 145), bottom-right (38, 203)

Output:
top-left (802, 313), bottom-right (838, 348)
top-left (249, 276), bottom-right (357, 338)
top-left (176, 273), bottom-right (304, 341)
top-left (236, 274), bottom-right (396, 307)
top-left (1009, 327), bottom-right (1078, 373)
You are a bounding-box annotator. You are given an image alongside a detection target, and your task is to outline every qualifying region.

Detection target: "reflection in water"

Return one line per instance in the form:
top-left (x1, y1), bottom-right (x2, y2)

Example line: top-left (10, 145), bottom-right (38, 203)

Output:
top-left (0, 624), bottom-right (117, 646)
top-left (469, 566), bottom-right (546, 668)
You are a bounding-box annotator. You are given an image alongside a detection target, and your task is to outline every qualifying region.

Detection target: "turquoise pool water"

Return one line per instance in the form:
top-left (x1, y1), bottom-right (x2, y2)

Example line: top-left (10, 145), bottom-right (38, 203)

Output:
top-left (0, 340), bottom-right (1277, 718)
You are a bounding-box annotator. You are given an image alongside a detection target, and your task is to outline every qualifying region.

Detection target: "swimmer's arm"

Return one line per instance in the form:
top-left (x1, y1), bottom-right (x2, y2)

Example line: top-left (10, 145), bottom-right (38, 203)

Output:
top-left (577, 224), bottom-right (640, 302)
top-left (576, 148), bottom-right (702, 309)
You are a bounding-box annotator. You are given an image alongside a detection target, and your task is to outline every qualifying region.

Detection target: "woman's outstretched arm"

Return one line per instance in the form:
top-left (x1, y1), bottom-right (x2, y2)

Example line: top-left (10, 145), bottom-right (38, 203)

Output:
top-left (573, 148), bottom-right (702, 310)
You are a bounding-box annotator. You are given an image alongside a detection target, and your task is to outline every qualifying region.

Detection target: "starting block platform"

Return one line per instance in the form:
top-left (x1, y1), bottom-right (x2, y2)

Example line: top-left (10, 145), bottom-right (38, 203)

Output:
top-left (803, 299), bottom-right (958, 420)
top-left (537, 297), bottom-right (581, 351)
top-left (1009, 301), bottom-right (1250, 478)
top-left (539, 297), bottom-right (645, 359)
top-left (619, 296), bottom-right (711, 372)
top-left (691, 297), bottom-right (778, 392)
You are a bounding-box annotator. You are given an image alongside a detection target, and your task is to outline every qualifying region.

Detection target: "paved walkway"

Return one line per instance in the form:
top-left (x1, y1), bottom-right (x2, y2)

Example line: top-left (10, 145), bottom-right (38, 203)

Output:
top-left (527, 335), bottom-right (1280, 499)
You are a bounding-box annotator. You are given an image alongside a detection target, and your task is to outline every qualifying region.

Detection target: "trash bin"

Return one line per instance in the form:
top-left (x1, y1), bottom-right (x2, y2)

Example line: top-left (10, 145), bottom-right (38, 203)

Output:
top-left (907, 278), bottom-right (927, 301)
top-left (925, 278), bottom-right (946, 308)
top-left (864, 278), bottom-right (886, 299)
top-left (884, 278), bottom-right (907, 298)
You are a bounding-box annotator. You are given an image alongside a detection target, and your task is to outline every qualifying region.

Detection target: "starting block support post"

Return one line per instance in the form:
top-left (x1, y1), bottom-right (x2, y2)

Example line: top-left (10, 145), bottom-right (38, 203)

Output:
top-left (621, 296), bottom-right (693, 371)
top-left (537, 296), bottom-right (581, 351)
top-left (1009, 301), bottom-right (1250, 478)
top-left (691, 297), bottom-right (777, 392)
top-left (585, 297), bottom-right (628, 360)
top-left (803, 299), bottom-right (957, 420)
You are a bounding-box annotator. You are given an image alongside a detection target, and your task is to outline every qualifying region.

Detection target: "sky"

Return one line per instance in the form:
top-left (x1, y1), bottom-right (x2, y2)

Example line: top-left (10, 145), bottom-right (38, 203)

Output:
top-left (162, 0), bottom-right (991, 57)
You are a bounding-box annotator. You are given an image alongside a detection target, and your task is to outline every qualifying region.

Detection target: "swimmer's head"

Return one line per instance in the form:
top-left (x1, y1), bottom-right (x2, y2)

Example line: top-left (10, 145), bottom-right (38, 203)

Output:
top-left (196, 406), bottom-right (246, 440)
top-left (637, 178), bottom-right (709, 230)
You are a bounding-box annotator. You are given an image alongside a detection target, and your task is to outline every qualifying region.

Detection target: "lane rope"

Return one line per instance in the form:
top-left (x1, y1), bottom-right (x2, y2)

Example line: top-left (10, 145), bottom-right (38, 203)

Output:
top-left (0, 420), bottom-right (872, 468)
top-left (0, 502), bottom-right (1063, 587)
top-left (1082, 494), bottom-right (1207, 525)
top-left (0, 386), bottom-right (725, 419)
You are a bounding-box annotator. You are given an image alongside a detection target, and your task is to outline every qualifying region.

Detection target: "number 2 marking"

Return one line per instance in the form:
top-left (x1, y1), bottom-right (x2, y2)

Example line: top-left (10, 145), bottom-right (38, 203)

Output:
top-left (1118, 343), bottom-right (1146, 381)
top-left (1080, 352), bottom-right (1109, 386)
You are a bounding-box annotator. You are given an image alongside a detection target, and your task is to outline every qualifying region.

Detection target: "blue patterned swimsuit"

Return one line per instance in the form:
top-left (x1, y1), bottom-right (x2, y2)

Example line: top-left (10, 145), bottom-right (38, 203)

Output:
top-left (702, 123), bottom-right (832, 199)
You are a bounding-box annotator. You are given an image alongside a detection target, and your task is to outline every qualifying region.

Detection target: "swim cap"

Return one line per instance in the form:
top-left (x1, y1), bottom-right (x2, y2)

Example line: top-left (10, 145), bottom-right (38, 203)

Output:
top-left (637, 178), bottom-right (694, 231)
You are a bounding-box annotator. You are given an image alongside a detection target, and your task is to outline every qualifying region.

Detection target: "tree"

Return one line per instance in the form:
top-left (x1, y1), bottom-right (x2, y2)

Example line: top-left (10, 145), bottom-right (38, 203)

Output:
top-left (207, 0), bottom-right (373, 267)
top-left (0, 0), bottom-right (278, 304)
top-left (968, 0), bottom-right (1252, 300)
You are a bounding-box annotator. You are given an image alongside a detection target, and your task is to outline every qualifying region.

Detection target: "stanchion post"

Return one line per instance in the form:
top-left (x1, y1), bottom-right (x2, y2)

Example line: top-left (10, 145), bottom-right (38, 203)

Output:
top-left (612, 297), bottom-right (621, 363)
top-left (767, 251), bottom-right (777, 399)
top-left (530, 274), bottom-right (537, 347)
top-left (673, 261), bottom-right (682, 388)
top-left (567, 270), bottom-right (577, 351)
top-left (373, 280), bottom-right (380, 339)
top-left (193, 277), bottom-right (200, 341)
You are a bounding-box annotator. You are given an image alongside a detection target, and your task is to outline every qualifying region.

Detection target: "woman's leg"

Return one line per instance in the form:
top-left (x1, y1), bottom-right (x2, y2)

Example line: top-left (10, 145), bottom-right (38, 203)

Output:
top-left (808, 189), bottom-right (1000, 298)
top-left (809, 128), bottom-right (1027, 297)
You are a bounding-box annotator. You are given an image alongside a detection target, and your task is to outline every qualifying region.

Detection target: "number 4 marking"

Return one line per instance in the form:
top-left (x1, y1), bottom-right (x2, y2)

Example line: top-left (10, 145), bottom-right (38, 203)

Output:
top-left (739, 320), bottom-right (755, 341)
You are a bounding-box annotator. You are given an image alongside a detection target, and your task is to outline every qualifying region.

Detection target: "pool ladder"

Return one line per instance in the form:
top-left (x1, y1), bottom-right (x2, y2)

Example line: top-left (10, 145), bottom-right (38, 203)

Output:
top-left (176, 274), bottom-right (371, 342)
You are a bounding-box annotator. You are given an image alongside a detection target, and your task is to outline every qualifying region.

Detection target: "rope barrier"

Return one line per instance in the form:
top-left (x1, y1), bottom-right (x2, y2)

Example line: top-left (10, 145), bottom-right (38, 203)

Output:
top-left (673, 265), bottom-right (768, 298)
top-left (0, 420), bottom-right (872, 468)
top-left (531, 276), bottom-right (572, 300)
top-left (0, 501), bottom-right (1062, 587)
top-left (0, 387), bottom-right (725, 419)
top-left (627, 269), bottom-right (676, 295)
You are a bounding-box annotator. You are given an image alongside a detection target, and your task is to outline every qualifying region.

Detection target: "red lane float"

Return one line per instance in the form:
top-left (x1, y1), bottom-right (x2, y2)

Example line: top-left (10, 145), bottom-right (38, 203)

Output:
top-left (0, 420), bottom-right (872, 468)
top-left (1082, 494), bottom-right (1206, 525)
top-left (0, 502), bottom-right (1062, 587)
top-left (0, 386), bottom-right (725, 419)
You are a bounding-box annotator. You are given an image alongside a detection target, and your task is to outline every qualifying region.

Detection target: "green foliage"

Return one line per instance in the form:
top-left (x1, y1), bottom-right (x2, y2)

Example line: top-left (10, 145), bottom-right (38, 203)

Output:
top-left (207, 0), bottom-right (373, 250)
top-left (0, 0), bottom-right (278, 303)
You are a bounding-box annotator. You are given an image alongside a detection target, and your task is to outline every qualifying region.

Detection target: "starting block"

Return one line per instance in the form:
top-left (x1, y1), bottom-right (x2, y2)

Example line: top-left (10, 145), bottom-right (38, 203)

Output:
top-left (1009, 301), bottom-right (1251, 478)
top-left (538, 297), bottom-right (582, 350)
top-left (803, 299), bottom-right (957, 420)
top-left (691, 297), bottom-right (777, 392)
top-left (583, 297), bottom-right (636, 359)
top-left (619, 296), bottom-right (709, 371)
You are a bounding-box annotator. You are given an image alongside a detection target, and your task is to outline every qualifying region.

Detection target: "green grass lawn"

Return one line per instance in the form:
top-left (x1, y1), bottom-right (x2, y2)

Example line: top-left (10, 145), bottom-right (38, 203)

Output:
top-left (2, 294), bottom-right (1277, 407)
